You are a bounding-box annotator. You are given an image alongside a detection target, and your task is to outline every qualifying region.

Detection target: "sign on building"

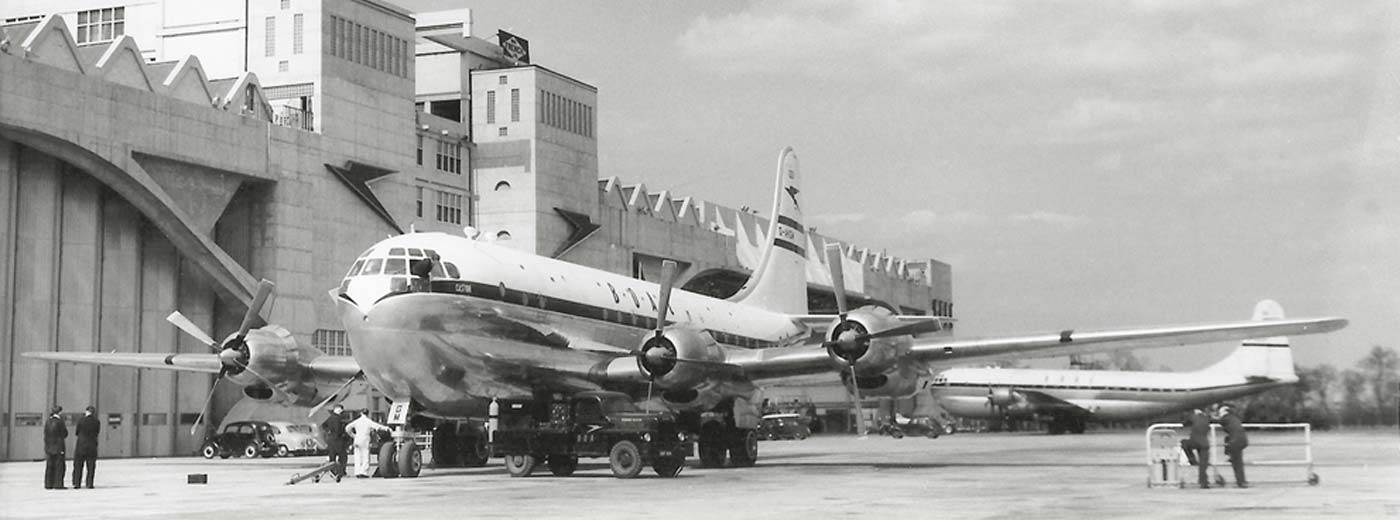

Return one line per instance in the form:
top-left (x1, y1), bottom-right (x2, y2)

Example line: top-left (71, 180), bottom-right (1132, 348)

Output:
top-left (499, 30), bottom-right (530, 64)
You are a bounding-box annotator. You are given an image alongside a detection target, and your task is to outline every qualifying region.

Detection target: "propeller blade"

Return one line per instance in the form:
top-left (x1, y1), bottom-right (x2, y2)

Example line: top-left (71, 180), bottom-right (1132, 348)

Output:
top-left (166, 311), bottom-right (217, 349)
top-left (824, 244), bottom-right (849, 319)
top-left (307, 372), bottom-right (363, 418)
top-left (235, 280), bottom-right (276, 339)
top-left (190, 375), bottom-right (223, 436)
top-left (654, 260), bottom-right (677, 336)
top-left (849, 365), bottom-right (867, 436)
top-left (858, 319), bottom-right (944, 341)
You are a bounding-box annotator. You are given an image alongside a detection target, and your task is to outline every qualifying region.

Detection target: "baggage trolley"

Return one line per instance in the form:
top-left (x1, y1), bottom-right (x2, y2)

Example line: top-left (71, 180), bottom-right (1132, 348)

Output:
top-left (1147, 422), bottom-right (1317, 488)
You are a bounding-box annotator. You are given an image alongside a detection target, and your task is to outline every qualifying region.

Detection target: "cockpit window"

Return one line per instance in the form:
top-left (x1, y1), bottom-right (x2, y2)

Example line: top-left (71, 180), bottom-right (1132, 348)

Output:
top-left (384, 258), bottom-right (408, 275)
top-left (430, 261), bottom-right (446, 278)
top-left (388, 248), bottom-right (405, 256)
top-left (408, 248), bottom-right (423, 257)
top-left (361, 258), bottom-right (384, 275)
top-left (444, 262), bottom-right (460, 279)
top-left (346, 260), bottom-right (365, 278)
top-left (424, 249), bottom-right (438, 258)
top-left (358, 248), bottom-right (374, 259)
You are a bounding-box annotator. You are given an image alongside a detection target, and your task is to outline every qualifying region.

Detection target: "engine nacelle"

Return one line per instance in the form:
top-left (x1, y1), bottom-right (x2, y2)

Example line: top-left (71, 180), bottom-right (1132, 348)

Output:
top-left (635, 327), bottom-right (726, 391)
top-left (840, 362), bottom-right (923, 398)
top-left (825, 306), bottom-right (906, 372)
top-left (987, 387), bottom-right (1019, 407)
top-left (223, 325), bottom-right (320, 406)
top-left (985, 387), bottom-right (1034, 416)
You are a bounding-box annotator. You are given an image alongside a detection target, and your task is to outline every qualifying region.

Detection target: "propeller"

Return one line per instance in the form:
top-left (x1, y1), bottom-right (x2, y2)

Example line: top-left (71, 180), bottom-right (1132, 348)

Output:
top-left (641, 260), bottom-right (680, 405)
top-left (166, 279), bottom-right (288, 435)
top-left (307, 371), bottom-right (364, 418)
top-left (823, 244), bottom-right (867, 436)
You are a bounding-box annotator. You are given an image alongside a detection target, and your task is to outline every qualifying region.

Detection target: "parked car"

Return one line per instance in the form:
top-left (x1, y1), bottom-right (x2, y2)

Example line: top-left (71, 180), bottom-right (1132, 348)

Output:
top-left (757, 413), bottom-right (810, 440)
top-left (875, 415), bottom-right (942, 439)
top-left (201, 421), bottom-right (278, 459)
top-left (266, 421), bottom-right (327, 457)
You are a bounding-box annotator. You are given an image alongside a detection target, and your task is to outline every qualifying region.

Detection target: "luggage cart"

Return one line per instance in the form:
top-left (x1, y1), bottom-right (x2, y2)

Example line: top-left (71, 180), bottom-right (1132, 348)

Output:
top-left (1146, 422), bottom-right (1318, 488)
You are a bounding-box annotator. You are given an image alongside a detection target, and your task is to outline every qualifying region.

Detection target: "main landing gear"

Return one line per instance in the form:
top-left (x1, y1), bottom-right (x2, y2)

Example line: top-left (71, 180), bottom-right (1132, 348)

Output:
top-left (375, 401), bottom-right (425, 478)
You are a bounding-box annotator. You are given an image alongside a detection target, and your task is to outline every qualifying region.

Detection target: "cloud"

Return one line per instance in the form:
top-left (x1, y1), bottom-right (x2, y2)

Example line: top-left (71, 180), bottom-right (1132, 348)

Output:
top-left (1008, 211), bottom-right (1091, 228)
top-left (810, 212), bottom-right (869, 225)
top-left (900, 209), bottom-right (988, 227)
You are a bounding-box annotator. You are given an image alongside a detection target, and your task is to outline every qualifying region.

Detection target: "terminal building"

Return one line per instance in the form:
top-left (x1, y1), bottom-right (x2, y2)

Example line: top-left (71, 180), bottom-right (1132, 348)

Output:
top-left (0, 0), bottom-right (952, 461)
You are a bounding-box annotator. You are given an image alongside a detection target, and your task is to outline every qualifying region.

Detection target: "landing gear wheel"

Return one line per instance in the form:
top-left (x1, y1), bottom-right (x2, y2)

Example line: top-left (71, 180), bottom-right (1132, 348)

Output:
top-left (609, 441), bottom-right (644, 479)
top-left (377, 442), bottom-right (399, 478)
top-left (397, 440), bottom-right (422, 478)
top-left (243, 444), bottom-right (260, 458)
top-left (728, 430), bottom-right (758, 467)
top-left (698, 425), bottom-right (727, 468)
top-left (431, 424), bottom-right (460, 467)
top-left (201, 443), bottom-right (217, 459)
top-left (653, 456), bottom-right (684, 478)
top-left (504, 454), bottom-right (538, 477)
top-left (547, 455), bottom-right (578, 476)
top-left (1070, 418), bottom-right (1086, 434)
top-left (461, 435), bottom-right (490, 467)
top-left (277, 445), bottom-right (290, 457)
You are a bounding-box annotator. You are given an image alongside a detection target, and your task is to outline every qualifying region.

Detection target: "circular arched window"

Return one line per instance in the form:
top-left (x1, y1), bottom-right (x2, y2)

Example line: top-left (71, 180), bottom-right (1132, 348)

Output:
top-left (496, 230), bottom-right (512, 240)
top-left (494, 180), bottom-right (512, 192)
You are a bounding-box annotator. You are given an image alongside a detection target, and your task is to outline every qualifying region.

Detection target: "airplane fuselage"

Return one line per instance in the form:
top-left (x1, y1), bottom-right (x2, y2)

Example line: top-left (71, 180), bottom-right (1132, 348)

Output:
top-left (932, 367), bottom-right (1294, 421)
top-left (336, 232), bottom-right (809, 419)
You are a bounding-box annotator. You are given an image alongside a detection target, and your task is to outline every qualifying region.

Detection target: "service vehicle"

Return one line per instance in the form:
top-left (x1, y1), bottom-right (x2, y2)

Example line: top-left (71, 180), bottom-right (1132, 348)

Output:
top-left (757, 413), bottom-right (810, 440)
top-left (201, 421), bottom-right (278, 459)
top-left (490, 391), bottom-right (693, 478)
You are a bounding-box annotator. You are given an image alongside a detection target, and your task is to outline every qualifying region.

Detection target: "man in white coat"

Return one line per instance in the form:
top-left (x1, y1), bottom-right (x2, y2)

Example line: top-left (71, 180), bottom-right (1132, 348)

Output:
top-left (345, 409), bottom-right (389, 478)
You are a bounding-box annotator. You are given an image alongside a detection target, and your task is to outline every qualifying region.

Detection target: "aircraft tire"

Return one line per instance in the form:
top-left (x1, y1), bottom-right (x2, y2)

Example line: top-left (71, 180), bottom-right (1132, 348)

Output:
top-left (698, 423), bottom-right (727, 468)
top-left (653, 456), bottom-right (684, 478)
top-left (547, 455), bottom-right (578, 476)
top-left (504, 454), bottom-right (537, 477)
top-left (431, 424), bottom-right (460, 467)
top-left (1070, 418), bottom-right (1086, 434)
top-left (609, 441), bottom-right (644, 479)
top-left (728, 430), bottom-right (758, 467)
top-left (398, 440), bottom-right (422, 478)
top-left (377, 442), bottom-right (399, 478)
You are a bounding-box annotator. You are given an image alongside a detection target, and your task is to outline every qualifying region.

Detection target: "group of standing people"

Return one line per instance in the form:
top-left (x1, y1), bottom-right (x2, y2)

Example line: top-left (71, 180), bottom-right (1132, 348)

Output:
top-left (1179, 405), bottom-right (1249, 489)
top-left (320, 404), bottom-right (390, 480)
top-left (42, 405), bottom-right (100, 490)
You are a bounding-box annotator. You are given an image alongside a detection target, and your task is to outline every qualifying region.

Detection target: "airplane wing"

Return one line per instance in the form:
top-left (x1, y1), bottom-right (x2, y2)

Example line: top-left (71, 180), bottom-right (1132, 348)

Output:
top-left (23, 351), bottom-right (224, 373)
top-left (729, 315), bottom-right (1346, 381)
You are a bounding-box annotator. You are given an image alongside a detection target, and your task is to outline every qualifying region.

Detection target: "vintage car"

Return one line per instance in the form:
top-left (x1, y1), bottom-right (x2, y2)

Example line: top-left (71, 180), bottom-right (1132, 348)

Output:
top-left (266, 421), bottom-right (327, 457)
top-left (201, 421), bottom-right (279, 459)
top-left (757, 413), bottom-right (810, 440)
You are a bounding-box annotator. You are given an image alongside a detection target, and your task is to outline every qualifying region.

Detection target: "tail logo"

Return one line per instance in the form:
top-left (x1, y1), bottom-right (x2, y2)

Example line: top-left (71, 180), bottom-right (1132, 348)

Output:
top-left (785, 185), bottom-right (801, 209)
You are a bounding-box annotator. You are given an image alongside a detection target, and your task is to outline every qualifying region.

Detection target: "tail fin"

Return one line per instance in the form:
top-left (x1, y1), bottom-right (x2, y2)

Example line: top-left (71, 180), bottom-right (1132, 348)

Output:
top-left (1199, 300), bottom-right (1297, 380)
top-left (729, 147), bottom-right (808, 314)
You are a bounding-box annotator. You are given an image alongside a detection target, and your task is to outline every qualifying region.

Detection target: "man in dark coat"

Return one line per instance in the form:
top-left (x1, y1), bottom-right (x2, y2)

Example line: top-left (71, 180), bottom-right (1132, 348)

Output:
top-left (1179, 408), bottom-right (1212, 488)
top-left (320, 404), bottom-right (349, 482)
top-left (43, 405), bottom-right (68, 490)
top-left (1219, 405), bottom-right (1249, 488)
top-left (72, 405), bottom-right (100, 489)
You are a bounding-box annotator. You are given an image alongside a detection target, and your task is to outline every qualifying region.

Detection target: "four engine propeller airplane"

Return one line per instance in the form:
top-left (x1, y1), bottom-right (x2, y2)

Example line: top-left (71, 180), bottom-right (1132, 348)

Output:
top-left (26, 147), bottom-right (1347, 477)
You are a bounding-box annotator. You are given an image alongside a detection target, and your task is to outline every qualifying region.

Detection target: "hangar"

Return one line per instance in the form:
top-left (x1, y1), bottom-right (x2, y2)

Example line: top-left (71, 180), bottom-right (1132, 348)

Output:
top-left (0, 0), bottom-right (951, 461)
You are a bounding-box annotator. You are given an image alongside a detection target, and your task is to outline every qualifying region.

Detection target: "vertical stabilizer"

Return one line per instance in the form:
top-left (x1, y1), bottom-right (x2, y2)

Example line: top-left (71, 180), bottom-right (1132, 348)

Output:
top-left (1199, 300), bottom-right (1296, 381)
top-left (728, 147), bottom-right (808, 314)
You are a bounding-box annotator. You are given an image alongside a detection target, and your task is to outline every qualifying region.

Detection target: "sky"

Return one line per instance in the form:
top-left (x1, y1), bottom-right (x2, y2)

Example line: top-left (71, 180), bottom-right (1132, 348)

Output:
top-left (398, 0), bottom-right (1399, 372)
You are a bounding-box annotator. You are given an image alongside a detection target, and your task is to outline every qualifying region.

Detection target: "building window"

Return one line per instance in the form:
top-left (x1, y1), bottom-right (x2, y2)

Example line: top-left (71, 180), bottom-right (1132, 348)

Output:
top-left (312, 329), bottom-right (351, 357)
top-left (436, 191), bottom-right (463, 225)
top-left (416, 135), bottom-right (423, 166)
top-left (281, 0), bottom-right (291, 9)
top-left (415, 186), bottom-right (424, 218)
top-left (76, 7), bottom-right (124, 45)
top-left (498, 127), bottom-right (508, 137)
top-left (293, 14), bottom-right (304, 54)
top-left (498, 75), bottom-right (507, 85)
top-left (486, 91), bottom-right (496, 124)
top-left (510, 88), bottom-right (520, 122)
top-left (265, 16), bottom-right (276, 57)
top-left (278, 60), bottom-right (289, 72)
top-left (436, 140), bottom-right (461, 174)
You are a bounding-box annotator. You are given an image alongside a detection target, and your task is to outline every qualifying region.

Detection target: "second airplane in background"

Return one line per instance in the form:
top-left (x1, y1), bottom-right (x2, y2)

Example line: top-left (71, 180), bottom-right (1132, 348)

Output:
top-left (933, 300), bottom-right (1304, 434)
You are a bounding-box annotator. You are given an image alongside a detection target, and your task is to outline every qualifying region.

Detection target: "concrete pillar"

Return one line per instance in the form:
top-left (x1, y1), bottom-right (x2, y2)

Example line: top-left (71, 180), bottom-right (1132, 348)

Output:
top-left (8, 147), bottom-right (62, 460)
top-left (0, 138), bottom-right (15, 459)
top-left (174, 259), bottom-right (214, 455)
